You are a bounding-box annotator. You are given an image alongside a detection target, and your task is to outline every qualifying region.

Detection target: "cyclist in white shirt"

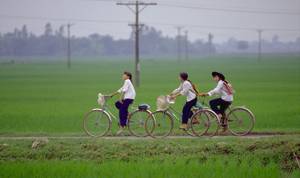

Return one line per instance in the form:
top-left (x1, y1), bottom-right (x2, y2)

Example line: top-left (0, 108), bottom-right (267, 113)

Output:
top-left (170, 72), bottom-right (198, 130)
top-left (110, 71), bottom-right (136, 135)
top-left (200, 72), bottom-right (233, 127)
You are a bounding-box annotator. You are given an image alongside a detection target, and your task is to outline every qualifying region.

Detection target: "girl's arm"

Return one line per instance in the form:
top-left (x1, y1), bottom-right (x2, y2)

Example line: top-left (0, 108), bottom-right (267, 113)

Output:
top-left (171, 82), bottom-right (188, 99)
top-left (170, 92), bottom-right (181, 99)
top-left (206, 81), bottom-right (223, 96)
top-left (198, 92), bottom-right (208, 97)
top-left (170, 84), bottom-right (182, 96)
top-left (109, 80), bottom-right (129, 98)
top-left (198, 81), bottom-right (223, 97)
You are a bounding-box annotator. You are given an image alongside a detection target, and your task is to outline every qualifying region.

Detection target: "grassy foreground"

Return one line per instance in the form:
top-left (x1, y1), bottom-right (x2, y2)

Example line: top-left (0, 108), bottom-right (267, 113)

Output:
top-left (1, 159), bottom-right (296, 178)
top-left (0, 55), bottom-right (299, 135)
top-left (0, 136), bottom-right (299, 178)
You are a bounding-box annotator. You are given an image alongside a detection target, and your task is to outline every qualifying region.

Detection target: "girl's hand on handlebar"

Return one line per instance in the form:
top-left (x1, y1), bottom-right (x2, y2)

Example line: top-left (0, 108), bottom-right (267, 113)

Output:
top-left (198, 93), bottom-right (208, 97)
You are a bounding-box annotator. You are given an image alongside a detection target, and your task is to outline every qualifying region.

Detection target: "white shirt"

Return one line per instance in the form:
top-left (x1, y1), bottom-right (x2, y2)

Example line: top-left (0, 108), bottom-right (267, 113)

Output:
top-left (172, 80), bottom-right (197, 102)
top-left (208, 80), bottom-right (233, 102)
top-left (118, 79), bottom-right (136, 100)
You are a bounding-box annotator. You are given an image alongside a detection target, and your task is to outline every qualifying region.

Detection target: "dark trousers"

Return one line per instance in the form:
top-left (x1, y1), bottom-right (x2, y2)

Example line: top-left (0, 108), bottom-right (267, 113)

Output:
top-left (182, 98), bottom-right (197, 124)
top-left (115, 99), bottom-right (134, 127)
top-left (209, 98), bottom-right (231, 115)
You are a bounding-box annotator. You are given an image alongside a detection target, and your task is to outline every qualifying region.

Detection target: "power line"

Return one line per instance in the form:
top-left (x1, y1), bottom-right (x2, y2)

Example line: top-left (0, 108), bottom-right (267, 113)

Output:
top-left (158, 3), bottom-right (300, 15)
top-left (90, 0), bottom-right (300, 14)
top-left (147, 21), bottom-right (300, 32)
top-left (0, 14), bottom-right (128, 24)
top-left (0, 14), bottom-right (299, 32)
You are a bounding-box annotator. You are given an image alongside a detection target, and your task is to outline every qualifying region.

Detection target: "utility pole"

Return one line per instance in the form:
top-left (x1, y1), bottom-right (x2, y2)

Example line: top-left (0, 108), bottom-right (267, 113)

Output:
top-left (117, 1), bottom-right (157, 87)
top-left (184, 30), bottom-right (189, 60)
top-left (175, 26), bottom-right (183, 61)
top-left (257, 29), bottom-right (263, 62)
top-left (66, 23), bottom-right (74, 69)
top-left (208, 33), bottom-right (213, 55)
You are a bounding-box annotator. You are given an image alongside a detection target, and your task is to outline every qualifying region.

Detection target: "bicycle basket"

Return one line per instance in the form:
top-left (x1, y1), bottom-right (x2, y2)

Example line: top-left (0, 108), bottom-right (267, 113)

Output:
top-left (156, 95), bottom-right (173, 111)
top-left (97, 93), bottom-right (106, 107)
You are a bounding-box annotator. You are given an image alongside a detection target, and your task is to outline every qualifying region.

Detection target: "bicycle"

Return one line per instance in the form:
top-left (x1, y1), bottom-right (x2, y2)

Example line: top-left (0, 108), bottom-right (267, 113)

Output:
top-left (198, 97), bottom-right (255, 136)
top-left (145, 95), bottom-right (219, 138)
top-left (83, 93), bottom-right (155, 137)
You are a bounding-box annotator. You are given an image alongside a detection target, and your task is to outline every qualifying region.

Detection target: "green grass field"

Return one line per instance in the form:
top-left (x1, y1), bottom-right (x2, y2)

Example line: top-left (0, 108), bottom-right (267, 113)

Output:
top-left (0, 55), bottom-right (299, 134)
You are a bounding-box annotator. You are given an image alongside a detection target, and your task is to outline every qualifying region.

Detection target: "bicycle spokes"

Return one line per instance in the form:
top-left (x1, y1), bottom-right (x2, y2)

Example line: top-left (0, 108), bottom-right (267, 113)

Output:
top-left (150, 111), bottom-right (173, 138)
top-left (83, 109), bottom-right (111, 137)
top-left (128, 110), bottom-right (153, 137)
top-left (227, 107), bottom-right (255, 136)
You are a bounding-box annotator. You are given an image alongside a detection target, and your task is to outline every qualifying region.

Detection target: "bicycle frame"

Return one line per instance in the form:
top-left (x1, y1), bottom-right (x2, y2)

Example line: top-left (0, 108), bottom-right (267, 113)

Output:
top-left (166, 106), bottom-right (182, 121)
top-left (99, 97), bottom-right (118, 121)
top-left (163, 97), bottom-right (209, 122)
top-left (100, 96), bottom-right (139, 122)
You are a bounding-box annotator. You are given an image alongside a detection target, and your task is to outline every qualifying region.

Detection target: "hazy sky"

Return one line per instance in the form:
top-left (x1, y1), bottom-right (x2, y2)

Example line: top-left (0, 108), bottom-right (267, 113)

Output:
top-left (0, 0), bottom-right (299, 42)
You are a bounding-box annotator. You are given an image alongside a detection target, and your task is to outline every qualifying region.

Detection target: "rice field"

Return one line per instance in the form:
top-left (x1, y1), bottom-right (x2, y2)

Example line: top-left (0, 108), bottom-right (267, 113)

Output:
top-left (0, 55), bottom-right (299, 135)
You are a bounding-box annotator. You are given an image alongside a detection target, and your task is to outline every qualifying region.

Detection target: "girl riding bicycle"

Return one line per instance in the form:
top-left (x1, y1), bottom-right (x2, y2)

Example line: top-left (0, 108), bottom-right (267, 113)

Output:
top-left (170, 72), bottom-right (198, 130)
top-left (110, 71), bottom-right (136, 135)
top-left (200, 71), bottom-right (234, 127)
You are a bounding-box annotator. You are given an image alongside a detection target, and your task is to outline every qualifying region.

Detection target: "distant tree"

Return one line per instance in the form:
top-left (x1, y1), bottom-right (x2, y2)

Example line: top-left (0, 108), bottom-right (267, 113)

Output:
top-left (21, 25), bottom-right (28, 39)
top-left (272, 35), bottom-right (279, 44)
top-left (237, 40), bottom-right (249, 50)
top-left (44, 23), bottom-right (53, 36)
top-left (56, 25), bottom-right (65, 37)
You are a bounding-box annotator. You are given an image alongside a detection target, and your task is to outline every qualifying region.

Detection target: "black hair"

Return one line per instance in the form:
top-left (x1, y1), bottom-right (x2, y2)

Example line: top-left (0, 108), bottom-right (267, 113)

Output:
top-left (179, 72), bottom-right (199, 94)
top-left (212, 71), bottom-right (227, 83)
top-left (124, 71), bottom-right (132, 81)
top-left (180, 72), bottom-right (188, 81)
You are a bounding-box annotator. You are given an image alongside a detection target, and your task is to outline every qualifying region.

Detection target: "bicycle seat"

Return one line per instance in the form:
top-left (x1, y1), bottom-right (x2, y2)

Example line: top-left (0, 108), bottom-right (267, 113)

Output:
top-left (138, 104), bottom-right (150, 110)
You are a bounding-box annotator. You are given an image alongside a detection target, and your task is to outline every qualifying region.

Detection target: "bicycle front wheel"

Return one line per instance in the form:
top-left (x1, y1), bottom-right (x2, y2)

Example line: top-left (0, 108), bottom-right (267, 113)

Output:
top-left (190, 109), bottom-right (212, 137)
top-left (227, 107), bottom-right (255, 136)
top-left (83, 109), bottom-right (112, 137)
top-left (149, 111), bottom-right (174, 138)
top-left (128, 109), bottom-right (154, 137)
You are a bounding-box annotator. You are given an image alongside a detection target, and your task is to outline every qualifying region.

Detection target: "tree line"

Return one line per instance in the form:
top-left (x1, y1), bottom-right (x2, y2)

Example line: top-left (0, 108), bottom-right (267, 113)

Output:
top-left (0, 23), bottom-right (299, 58)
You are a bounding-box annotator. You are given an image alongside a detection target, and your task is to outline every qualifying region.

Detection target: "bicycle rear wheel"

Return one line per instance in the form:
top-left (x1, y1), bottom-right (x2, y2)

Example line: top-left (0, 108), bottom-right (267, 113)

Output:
top-left (190, 109), bottom-right (211, 137)
top-left (148, 110), bottom-right (174, 138)
top-left (128, 109), bottom-right (154, 137)
top-left (227, 107), bottom-right (255, 136)
top-left (83, 109), bottom-right (111, 137)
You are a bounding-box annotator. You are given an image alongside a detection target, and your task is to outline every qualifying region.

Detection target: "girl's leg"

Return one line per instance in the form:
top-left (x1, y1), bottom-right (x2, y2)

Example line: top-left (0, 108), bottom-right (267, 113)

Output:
top-left (219, 100), bottom-right (231, 116)
top-left (119, 99), bottom-right (133, 127)
top-left (115, 101), bottom-right (123, 126)
top-left (182, 99), bottom-right (197, 124)
top-left (209, 98), bottom-right (223, 115)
